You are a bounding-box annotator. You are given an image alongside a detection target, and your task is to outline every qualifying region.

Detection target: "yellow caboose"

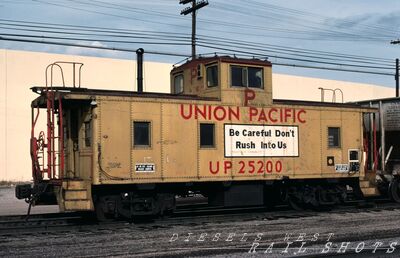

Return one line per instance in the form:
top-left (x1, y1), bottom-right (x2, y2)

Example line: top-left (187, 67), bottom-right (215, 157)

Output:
top-left (16, 54), bottom-right (377, 219)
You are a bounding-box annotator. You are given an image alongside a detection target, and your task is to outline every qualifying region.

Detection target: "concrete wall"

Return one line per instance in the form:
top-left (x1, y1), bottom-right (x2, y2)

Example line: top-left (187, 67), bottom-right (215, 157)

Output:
top-left (272, 73), bottom-right (394, 102)
top-left (0, 49), bottom-right (172, 181)
top-left (0, 49), bottom-right (395, 181)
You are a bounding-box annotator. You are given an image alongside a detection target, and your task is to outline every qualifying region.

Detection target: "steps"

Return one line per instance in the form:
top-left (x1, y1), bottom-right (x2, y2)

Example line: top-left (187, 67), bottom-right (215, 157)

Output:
top-left (61, 180), bottom-right (93, 211)
top-left (359, 179), bottom-right (379, 197)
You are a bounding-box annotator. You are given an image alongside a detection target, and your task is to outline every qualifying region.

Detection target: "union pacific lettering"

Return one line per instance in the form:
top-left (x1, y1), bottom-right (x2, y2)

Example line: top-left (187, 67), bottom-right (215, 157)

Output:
top-left (180, 104), bottom-right (306, 123)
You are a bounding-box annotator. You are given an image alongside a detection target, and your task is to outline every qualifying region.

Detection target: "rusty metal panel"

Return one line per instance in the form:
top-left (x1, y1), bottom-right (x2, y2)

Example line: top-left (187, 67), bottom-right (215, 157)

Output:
top-left (131, 101), bottom-right (362, 182)
top-left (292, 108), bottom-right (322, 177)
top-left (57, 57), bottom-right (367, 186)
top-left (64, 190), bottom-right (88, 200)
top-left (60, 180), bottom-right (93, 211)
top-left (64, 200), bottom-right (92, 210)
top-left (130, 101), bottom-right (162, 181)
top-left (198, 122), bottom-right (230, 180)
top-left (161, 103), bottom-right (198, 179)
top-left (319, 109), bottom-right (363, 177)
top-left (98, 100), bottom-right (131, 181)
top-left (382, 101), bottom-right (400, 131)
top-left (320, 109), bottom-right (345, 176)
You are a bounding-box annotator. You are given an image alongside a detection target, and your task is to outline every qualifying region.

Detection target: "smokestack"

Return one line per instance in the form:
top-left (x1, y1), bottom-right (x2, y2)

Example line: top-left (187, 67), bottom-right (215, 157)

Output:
top-left (136, 48), bottom-right (144, 93)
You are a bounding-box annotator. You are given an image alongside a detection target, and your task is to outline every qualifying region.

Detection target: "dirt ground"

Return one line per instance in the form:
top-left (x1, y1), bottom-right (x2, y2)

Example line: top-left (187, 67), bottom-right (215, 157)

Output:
top-left (1, 209), bottom-right (400, 257)
top-left (1, 186), bottom-right (400, 257)
top-left (0, 186), bottom-right (58, 216)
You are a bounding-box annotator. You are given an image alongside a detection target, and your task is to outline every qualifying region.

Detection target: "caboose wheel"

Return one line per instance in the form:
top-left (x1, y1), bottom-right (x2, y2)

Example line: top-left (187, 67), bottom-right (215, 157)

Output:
top-left (95, 201), bottom-right (109, 222)
top-left (94, 196), bottom-right (115, 222)
top-left (287, 186), bottom-right (305, 210)
top-left (388, 177), bottom-right (400, 203)
top-left (264, 186), bottom-right (285, 209)
top-left (311, 187), bottom-right (333, 211)
top-left (288, 196), bottom-right (304, 211)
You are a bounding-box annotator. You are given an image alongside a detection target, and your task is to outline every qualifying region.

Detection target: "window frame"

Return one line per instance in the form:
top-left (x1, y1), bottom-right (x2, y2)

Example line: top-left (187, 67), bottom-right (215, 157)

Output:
top-left (173, 73), bottom-right (184, 94)
top-left (133, 121), bottom-right (152, 148)
top-left (199, 123), bottom-right (216, 148)
top-left (348, 149), bottom-right (359, 162)
top-left (206, 64), bottom-right (219, 88)
top-left (327, 127), bottom-right (341, 148)
top-left (84, 121), bottom-right (92, 147)
top-left (230, 65), bottom-right (264, 89)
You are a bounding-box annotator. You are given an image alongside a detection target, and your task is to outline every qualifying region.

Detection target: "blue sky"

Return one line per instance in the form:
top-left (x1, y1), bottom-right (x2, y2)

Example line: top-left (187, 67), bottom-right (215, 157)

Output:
top-left (1, 0), bottom-right (400, 88)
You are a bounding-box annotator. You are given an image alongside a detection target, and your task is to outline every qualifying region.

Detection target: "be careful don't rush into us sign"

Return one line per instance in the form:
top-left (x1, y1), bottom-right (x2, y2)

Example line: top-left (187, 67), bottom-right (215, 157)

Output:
top-left (224, 124), bottom-right (299, 157)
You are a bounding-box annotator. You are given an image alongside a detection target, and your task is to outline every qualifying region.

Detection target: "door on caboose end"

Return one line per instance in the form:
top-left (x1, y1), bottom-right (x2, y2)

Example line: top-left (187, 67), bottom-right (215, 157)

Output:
top-left (63, 104), bottom-right (94, 181)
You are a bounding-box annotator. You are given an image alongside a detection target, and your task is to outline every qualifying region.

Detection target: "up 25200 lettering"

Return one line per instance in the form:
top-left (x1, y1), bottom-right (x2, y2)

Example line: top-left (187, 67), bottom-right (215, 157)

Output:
top-left (209, 160), bottom-right (283, 175)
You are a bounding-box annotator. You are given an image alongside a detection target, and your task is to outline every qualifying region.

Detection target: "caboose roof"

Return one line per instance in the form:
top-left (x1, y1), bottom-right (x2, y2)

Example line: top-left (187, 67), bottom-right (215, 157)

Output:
top-left (171, 55), bottom-right (272, 73)
top-left (30, 86), bottom-right (219, 108)
top-left (30, 86), bottom-right (371, 110)
top-left (353, 96), bottom-right (400, 104)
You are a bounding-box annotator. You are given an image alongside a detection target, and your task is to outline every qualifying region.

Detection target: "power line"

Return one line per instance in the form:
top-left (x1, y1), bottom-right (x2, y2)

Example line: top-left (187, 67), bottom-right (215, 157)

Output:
top-left (0, 19), bottom-right (190, 37)
top-left (32, 0), bottom-right (191, 29)
top-left (197, 36), bottom-right (393, 67)
top-left (0, 18), bottom-right (393, 64)
top-left (0, 21), bottom-right (395, 79)
top-left (78, 0), bottom-right (387, 42)
top-left (27, 0), bottom-right (395, 42)
top-left (272, 62), bottom-right (393, 77)
top-left (0, 32), bottom-right (191, 45)
top-left (194, 43), bottom-right (394, 76)
top-left (213, 1), bottom-right (397, 41)
top-left (196, 41), bottom-right (393, 70)
top-left (0, 25), bottom-right (191, 42)
top-left (0, 36), bottom-right (191, 57)
top-left (0, 36), bottom-right (394, 77)
top-left (179, 0), bottom-right (209, 58)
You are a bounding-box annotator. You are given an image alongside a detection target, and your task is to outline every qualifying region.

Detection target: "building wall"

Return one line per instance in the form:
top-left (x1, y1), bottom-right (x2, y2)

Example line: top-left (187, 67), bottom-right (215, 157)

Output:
top-left (0, 49), bottom-right (172, 181)
top-left (272, 73), bottom-right (394, 102)
top-left (0, 49), bottom-right (395, 181)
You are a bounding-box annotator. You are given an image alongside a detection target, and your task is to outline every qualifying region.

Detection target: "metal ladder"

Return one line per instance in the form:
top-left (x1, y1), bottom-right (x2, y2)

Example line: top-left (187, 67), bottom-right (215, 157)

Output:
top-left (31, 91), bottom-right (64, 181)
top-left (31, 62), bottom-right (83, 182)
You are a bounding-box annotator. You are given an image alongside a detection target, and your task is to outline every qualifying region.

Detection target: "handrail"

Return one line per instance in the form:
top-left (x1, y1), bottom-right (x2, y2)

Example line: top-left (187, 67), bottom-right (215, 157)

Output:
top-left (45, 61), bottom-right (84, 89)
top-left (318, 87), bottom-right (344, 103)
top-left (45, 63), bottom-right (64, 88)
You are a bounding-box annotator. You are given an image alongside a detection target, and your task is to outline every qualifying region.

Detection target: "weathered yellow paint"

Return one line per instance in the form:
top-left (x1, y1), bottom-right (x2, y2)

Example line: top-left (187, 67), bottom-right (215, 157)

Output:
top-left (59, 180), bottom-right (93, 211)
top-left (64, 190), bottom-right (88, 200)
top-left (99, 100), bottom-right (131, 180)
top-left (81, 57), bottom-right (367, 186)
top-left (64, 200), bottom-right (92, 211)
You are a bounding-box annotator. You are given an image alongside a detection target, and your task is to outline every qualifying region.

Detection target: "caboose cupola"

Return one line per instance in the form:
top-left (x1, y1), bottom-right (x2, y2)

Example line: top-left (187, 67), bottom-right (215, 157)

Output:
top-left (170, 56), bottom-right (273, 106)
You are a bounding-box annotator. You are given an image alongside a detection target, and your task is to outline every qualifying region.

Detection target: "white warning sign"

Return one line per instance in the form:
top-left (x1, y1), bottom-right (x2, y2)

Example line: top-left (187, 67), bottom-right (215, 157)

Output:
top-left (224, 124), bottom-right (299, 157)
top-left (135, 163), bottom-right (155, 173)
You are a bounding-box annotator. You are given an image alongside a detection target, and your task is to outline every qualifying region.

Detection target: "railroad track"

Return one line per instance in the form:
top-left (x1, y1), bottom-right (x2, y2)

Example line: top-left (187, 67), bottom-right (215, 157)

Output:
top-left (144, 198), bottom-right (400, 229)
top-left (1, 198), bottom-right (399, 236)
top-left (0, 212), bottom-right (96, 235)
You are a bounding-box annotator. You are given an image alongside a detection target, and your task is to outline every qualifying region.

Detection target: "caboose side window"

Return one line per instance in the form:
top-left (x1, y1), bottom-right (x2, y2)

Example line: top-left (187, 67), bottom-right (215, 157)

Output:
top-left (248, 67), bottom-right (263, 88)
top-left (328, 127), bottom-right (340, 148)
top-left (200, 123), bottom-right (215, 148)
top-left (231, 66), bottom-right (245, 87)
top-left (174, 74), bottom-right (184, 94)
top-left (231, 66), bottom-right (263, 89)
top-left (133, 121), bottom-right (151, 147)
top-left (84, 121), bottom-right (92, 147)
top-left (206, 65), bottom-right (218, 87)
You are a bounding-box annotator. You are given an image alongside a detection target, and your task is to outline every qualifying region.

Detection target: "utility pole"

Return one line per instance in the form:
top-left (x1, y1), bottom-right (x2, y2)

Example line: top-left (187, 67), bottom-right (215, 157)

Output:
top-left (180, 0), bottom-right (209, 59)
top-left (390, 40), bottom-right (399, 96)
top-left (396, 58), bottom-right (399, 97)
